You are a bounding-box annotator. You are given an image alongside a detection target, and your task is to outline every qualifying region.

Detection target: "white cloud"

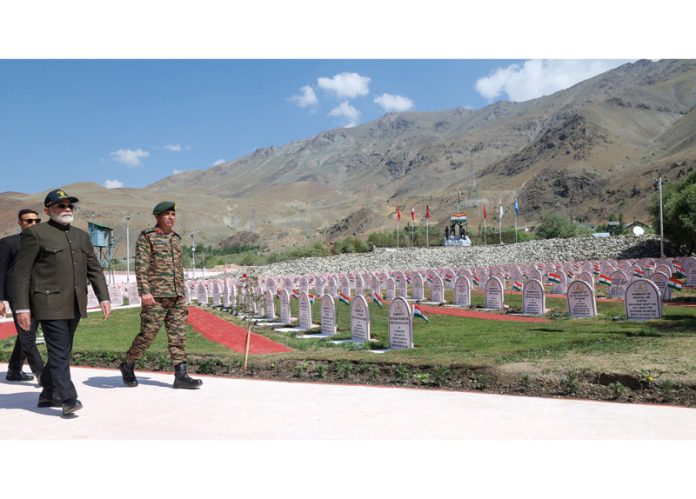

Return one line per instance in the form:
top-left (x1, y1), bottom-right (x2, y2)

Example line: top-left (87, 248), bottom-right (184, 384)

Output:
top-left (164, 144), bottom-right (191, 152)
top-left (374, 93), bottom-right (414, 112)
top-left (475, 59), bottom-right (636, 102)
top-left (289, 85), bottom-right (319, 109)
top-left (318, 72), bottom-right (371, 99)
top-left (110, 148), bottom-right (150, 167)
top-left (212, 159), bottom-right (226, 166)
top-left (104, 179), bottom-right (124, 189)
top-left (328, 101), bottom-right (360, 128)
top-left (172, 169), bottom-right (186, 175)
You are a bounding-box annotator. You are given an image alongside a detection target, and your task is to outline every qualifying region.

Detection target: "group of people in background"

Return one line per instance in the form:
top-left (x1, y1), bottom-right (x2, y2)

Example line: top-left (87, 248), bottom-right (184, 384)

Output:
top-left (444, 222), bottom-right (467, 240)
top-left (1, 189), bottom-right (201, 418)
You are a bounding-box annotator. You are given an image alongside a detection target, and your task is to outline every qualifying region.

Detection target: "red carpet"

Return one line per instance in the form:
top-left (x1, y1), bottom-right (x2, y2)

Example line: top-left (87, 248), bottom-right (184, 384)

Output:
top-left (0, 321), bottom-right (16, 340)
top-left (417, 305), bottom-right (550, 323)
top-left (187, 307), bottom-right (293, 354)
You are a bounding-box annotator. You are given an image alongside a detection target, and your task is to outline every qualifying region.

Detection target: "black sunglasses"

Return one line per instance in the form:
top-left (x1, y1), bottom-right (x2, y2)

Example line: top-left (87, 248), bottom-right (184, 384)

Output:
top-left (21, 218), bottom-right (41, 224)
top-left (54, 203), bottom-right (75, 210)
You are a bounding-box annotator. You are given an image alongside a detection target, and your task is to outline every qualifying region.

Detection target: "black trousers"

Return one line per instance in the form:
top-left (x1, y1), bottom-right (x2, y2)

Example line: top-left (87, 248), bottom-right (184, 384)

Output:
top-left (38, 310), bottom-right (81, 402)
top-left (7, 299), bottom-right (45, 375)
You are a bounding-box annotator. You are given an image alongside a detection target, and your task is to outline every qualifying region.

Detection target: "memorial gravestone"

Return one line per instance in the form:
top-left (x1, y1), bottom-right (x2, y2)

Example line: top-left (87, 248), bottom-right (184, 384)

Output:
top-left (298, 292), bottom-right (312, 330)
top-left (212, 281), bottom-right (221, 306)
top-left (454, 276), bottom-right (471, 307)
top-left (608, 270), bottom-right (629, 299)
top-left (196, 282), bottom-right (209, 306)
top-left (484, 276), bottom-right (504, 310)
top-left (265, 289), bottom-right (276, 320)
top-left (355, 275), bottom-right (365, 297)
top-left (279, 289), bottom-right (291, 325)
top-left (388, 296), bottom-right (413, 349)
top-left (522, 279), bottom-right (545, 316)
top-left (320, 295), bottom-right (336, 335)
top-left (625, 279), bottom-right (662, 320)
top-left (350, 295), bottom-right (371, 343)
top-left (108, 285), bottom-right (124, 307)
top-left (412, 273), bottom-right (424, 301)
top-left (340, 275), bottom-right (351, 297)
top-left (567, 280), bottom-right (597, 318)
top-left (431, 274), bottom-right (445, 303)
top-left (649, 271), bottom-right (672, 301)
top-left (299, 276), bottom-right (309, 295)
top-left (386, 278), bottom-right (395, 300)
top-left (127, 284), bottom-right (141, 306)
top-left (655, 264), bottom-right (672, 278)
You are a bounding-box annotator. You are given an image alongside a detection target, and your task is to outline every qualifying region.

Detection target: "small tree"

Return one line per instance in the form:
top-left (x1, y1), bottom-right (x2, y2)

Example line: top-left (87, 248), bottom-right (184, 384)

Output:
top-left (649, 172), bottom-right (696, 254)
top-left (535, 212), bottom-right (589, 239)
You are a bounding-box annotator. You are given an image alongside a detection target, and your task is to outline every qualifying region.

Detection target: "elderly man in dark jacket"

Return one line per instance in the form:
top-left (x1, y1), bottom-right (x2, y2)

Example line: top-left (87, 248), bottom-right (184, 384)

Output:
top-left (14, 189), bottom-right (111, 416)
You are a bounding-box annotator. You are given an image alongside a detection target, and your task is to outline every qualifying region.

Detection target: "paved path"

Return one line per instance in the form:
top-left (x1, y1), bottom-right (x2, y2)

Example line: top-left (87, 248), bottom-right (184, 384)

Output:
top-left (2, 362), bottom-right (696, 439)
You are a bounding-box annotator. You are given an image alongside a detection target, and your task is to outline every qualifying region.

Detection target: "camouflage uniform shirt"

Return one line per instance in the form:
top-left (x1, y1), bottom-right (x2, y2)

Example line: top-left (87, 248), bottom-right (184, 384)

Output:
top-left (135, 227), bottom-right (184, 297)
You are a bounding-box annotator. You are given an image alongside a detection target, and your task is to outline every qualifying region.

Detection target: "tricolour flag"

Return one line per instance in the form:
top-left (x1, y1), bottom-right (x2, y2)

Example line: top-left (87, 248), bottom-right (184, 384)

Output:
top-left (371, 291), bottom-right (384, 307)
top-left (598, 274), bottom-right (612, 286)
top-left (593, 263), bottom-right (601, 275)
top-left (548, 273), bottom-right (561, 283)
top-left (445, 273), bottom-right (454, 283)
top-left (473, 275), bottom-right (480, 286)
top-left (413, 304), bottom-right (429, 322)
top-left (667, 277), bottom-right (683, 291)
top-left (338, 291), bottom-right (352, 305)
top-left (308, 293), bottom-right (316, 303)
top-left (291, 289), bottom-right (300, 299)
top-left (633, 268), bottom-right (645, 278)
top-left (673, 261), bottom-right (687, 278)
top-left (512, 280), bottom-right (523, 292)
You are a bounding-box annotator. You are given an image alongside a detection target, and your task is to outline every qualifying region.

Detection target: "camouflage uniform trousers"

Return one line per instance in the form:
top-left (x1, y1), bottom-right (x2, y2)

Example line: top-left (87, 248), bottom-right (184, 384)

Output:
top-left (126, 296), bottom-right (188, 365)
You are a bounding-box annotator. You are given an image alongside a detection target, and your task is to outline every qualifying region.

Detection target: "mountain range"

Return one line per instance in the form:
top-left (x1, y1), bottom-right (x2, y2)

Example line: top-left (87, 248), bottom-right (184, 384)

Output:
top-left (2, 59), bottom-right (694, 255)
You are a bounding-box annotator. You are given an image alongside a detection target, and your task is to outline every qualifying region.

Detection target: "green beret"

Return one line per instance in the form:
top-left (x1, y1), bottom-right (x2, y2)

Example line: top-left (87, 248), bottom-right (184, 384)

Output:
top-left (153, 201), bottom-right (176, 215)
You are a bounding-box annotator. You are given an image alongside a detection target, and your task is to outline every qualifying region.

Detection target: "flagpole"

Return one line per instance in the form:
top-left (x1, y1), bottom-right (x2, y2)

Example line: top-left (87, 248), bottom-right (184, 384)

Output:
top-left (483, 216), bottom-right (487, 245)
top-left (426, 217), bottom-right (429, 247)
top-left (499, 202), bottom-right (502, 245)
top-left (514, 212), bottom-right (518, 243)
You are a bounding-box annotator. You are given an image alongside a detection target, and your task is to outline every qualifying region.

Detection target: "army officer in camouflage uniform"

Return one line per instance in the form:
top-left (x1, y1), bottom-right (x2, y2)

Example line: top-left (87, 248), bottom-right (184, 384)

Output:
top-left (119, 201), bottom-right (202, 389)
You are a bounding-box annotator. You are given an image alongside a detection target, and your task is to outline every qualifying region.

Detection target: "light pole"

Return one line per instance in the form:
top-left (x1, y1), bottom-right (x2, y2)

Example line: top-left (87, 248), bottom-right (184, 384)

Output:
top-left (126, 216), bottom-right (130, 283)
top-left (657, 177), bottom-right (665, 258)
top-left (190, 231), bottom-right (198, 278)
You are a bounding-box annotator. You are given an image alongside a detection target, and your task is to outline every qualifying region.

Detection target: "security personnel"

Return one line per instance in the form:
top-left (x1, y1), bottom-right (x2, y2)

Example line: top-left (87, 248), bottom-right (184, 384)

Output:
top-left (0, 209), bottom-right (46, 383)
top-left (14, 189), bottom-right (111, 416)
top-left (119, 201), bottom-right (202, 389)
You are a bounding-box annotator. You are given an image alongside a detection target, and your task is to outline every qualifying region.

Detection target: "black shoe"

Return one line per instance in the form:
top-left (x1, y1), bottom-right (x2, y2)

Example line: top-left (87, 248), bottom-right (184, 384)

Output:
top-left (34, 370), bottom-right (44, 387)
top-left (119, 361), bottom-right (138, 387)
top-left (173, 362), bottom-right (203, 389)
top-left (62, 399), bottom-right (83, 415)
top-left (37, 396), bottom-right (62, 408)
top-left (6, 370), bottom-right (34, 381)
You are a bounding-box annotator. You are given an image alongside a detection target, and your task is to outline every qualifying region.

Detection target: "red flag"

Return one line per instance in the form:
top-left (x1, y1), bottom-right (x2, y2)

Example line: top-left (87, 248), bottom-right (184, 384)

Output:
top-left (397, 207), bottom-right (401, 221)
top-left (411, 207), bottom-right (415, 221)
top-left (426, 205), bottom-right (430, 220)
top-left (483, 204), bottom-right (487, 219)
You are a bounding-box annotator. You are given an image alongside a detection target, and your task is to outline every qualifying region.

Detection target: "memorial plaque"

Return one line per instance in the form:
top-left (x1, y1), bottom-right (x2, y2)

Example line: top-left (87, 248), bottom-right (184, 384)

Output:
top-left (212, 282), bottom-right (221, 306)
top-left (649, 271), bottom-right (672, 301)
top-left (340, 275), bottom-right (351, 297)
top-left (348, 272), bottom-right (356, 288)
top-left (108, 285), bottom-right (124, 307)
top-left (549, 271), bottom-right (567, 295)
top-left (127, 284), bottom-right (141, 306)
top-left (454, 276), bottom-right (471, 307)
top-left (608, 270), bottom-right (629, 299)
top-left (86, 286), bottom-right (99, 308)
top-left (412, 273), bottom-right (424, 301)
top-left (266, 277), bottom-right (276, 293)
top-left (688, 264), bottom-right (696, 287)
top-left (444, 269), bottom-right (456, 289)
top-left (522, 279), bottom-right (545, 316)
top-left (625, 279), bottom-right (662, 320)
top-left (655, 264), bottom-right (672, 278)
top-left (221, 283), bottom-right (230, 308)
top-left (484, 277), bottom-right (504, 310)
top-left (355, 275), bottom-right (365, 297)
top-left (388, 296), bottom-right (413, 349)
top-left (298, 292), bottom-right (312, 330)
top-left (431, 275), bottom-right (445, 303)
top-left (299, 276), bottom-right (309, 294)
top-left (386, 278), bottom-right (395, 300)
top-left (328, 277), bottom-right (338, 298)
top-left (379, 272), bottom-right (389, 290)
top-left (529, 269), bottom-right (543, 284)
top-left (265, 289), bottom-right (276, 320)
top-left (578, 271), bottom-right (595, 290)
top-left (397, 274), bottom-right (408, 298)
top-left (283, 278), bottom-right (293, 293)
top-left (371, 277), bottom-right (380, 295)
top-left (279, 290), bottom-right (291, 325)
top-left (350, 295), bottom-right (371, 343)
top-left (183, 285), bottom-right (191, 305)
top-left (567, 280), bottom-right (597, 318)
top-left (320, 295), bottom-right (336, 335)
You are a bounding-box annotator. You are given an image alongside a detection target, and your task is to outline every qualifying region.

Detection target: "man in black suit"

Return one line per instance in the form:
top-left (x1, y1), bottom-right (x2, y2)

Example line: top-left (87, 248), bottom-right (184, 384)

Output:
top-left (14, 189), bottom-right (111, 416)
top-left (0, 209), bottom-right (45, 382)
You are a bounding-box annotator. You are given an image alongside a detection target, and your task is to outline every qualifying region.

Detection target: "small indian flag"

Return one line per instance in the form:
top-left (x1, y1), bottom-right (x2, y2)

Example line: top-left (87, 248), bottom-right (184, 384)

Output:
top-left (598, 274), bottom-right (612, 286)
top-left (426, 275), bottom-right (433, 283)
top-left (291, 289), bottom-right (300, 299)
top-left (473, 275), bottom-right (480, 286)
top-left (338, 292), bottom-right (352, 305)
top-left (548, 273), bottom-right (561, 283)
top-left (512, 280), bottom-right (523, 292)
top-left (593, 264), bottom-right (601, 276)
top-left (413, 304), bottom-right (429, 322)
top-left (445, 273), bottom-right (454, 283)
top-left (522, 271), bottom-right (529, 279)
top-left (633, 268), bottom-right (644, 278)
top-left (645, 262), bottom-right (656, 271)
top-left (308, 293), bottom-right (316, 303)
top-left (667, 277), bottom-right (683, 291)
top-left (371, 291), bottom-right (384, 307)
top-left (674, 263), bottom-right (687, 278)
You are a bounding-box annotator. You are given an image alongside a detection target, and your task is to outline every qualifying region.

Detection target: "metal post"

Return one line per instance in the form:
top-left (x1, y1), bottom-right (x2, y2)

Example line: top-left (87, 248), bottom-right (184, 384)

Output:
top-left (191, 232), bottom-right (197, 278)
top-left (126, 217), bottom-right (130, 284)
top-left (658, 177), bottom-right (665, 258)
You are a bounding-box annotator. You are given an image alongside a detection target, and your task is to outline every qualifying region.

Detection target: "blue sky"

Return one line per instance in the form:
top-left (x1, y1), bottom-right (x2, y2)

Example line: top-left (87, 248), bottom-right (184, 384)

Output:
top-left (0, 59), bottom-right (636, 194)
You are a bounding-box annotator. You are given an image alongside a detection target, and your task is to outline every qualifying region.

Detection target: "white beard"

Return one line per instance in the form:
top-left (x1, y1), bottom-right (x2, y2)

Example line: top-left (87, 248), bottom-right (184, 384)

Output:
top-left (51, 212), bottom-right (74, 225)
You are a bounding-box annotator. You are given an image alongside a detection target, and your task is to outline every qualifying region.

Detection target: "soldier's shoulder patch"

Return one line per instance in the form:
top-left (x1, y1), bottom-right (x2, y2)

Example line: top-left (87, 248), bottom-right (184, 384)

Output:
top-left (141, 228), bottom-right (157, 236)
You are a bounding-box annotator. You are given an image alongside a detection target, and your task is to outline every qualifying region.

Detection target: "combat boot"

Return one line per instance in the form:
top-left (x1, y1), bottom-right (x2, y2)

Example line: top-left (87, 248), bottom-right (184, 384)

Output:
top-left (119, 361), bottom-right (138, 387)
top-left (173, 362), bottom-right (203, 389)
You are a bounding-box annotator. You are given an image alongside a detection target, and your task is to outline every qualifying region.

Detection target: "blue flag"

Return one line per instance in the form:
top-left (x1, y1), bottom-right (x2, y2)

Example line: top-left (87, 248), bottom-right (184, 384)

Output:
top-left (514, 198), bottom-right (519, 216)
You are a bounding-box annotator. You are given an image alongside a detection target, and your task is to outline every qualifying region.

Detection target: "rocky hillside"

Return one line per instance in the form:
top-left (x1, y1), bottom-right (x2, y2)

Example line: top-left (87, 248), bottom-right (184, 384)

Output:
top-left (2, 59), bottom-right (694, 254)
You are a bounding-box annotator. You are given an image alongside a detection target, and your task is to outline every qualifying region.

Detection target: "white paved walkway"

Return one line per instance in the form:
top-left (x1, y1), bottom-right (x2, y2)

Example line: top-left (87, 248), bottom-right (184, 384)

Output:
top-left (2, 362), bottom-right (696, 439)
